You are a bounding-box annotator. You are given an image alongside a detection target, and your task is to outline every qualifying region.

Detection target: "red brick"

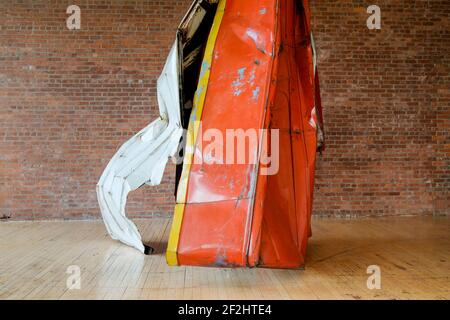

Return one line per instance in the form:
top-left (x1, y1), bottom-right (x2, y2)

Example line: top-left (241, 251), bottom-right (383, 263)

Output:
top-left (0, 0), bottom-right (448, 220)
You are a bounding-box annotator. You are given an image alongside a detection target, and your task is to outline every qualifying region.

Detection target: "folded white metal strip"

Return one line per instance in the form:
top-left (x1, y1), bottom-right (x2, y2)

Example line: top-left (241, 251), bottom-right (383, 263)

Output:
top-left (96, 42), bottom-right (182, 253)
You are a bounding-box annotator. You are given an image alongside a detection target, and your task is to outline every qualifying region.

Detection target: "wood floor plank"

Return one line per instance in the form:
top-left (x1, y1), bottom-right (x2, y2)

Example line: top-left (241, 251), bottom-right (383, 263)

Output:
top-left (0, 216), bottom-right (449, 300)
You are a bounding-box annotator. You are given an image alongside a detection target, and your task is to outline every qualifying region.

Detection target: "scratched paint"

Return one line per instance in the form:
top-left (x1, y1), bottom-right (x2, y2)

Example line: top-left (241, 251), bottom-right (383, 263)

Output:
top-left (246, 28), bottom-right (258, 45)
top-left (231, 67), bottom-right (260, 98)
top-left (245, 27), bottom-right (269, 55)
top-left (199, 60), bottom-right (210, 80)
top-left (192, 86), bottom-right (204, 120)
top-left (231, 67), bottom-right (246, 96)
top-left (248, 68), bottom-right (256, 85)
top-left (252, 86), bottom-right (260, 100)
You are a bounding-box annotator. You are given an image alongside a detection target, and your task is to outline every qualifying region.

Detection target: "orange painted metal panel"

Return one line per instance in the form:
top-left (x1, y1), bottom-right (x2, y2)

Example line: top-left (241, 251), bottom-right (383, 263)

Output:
top-left (178, 199), bottom-right (252, 267)
top-left (168, 0), bottom-right (324, 269)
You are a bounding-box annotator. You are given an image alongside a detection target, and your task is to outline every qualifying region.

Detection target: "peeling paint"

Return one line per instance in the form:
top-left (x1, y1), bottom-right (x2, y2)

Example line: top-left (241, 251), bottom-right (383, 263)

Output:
top-left (199, 60), bottom-right (210, 80)
top-left (193, 86), bottom-right (205, 111)
top-left (237, 67), bottom-right (246, 80)
top-left (248, 68), bottom-right (256, 85)
top-left (252, 86), bottom-right (260, 100)
top-left (213, 253), bottom-right (228, 267)
top-left (233, 88), bottom-right (242, 96)
top-left (231, 67), bottom-right (246, 96)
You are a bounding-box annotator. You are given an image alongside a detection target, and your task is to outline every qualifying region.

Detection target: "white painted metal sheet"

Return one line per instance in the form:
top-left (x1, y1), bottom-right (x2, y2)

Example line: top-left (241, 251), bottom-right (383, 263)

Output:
top-left (96, 42), bottom-right (182, 253)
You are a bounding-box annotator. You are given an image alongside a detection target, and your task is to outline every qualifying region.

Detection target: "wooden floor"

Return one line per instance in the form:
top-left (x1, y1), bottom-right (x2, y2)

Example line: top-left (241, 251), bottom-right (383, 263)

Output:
top-left (0, 216), bottom-right (449, 300)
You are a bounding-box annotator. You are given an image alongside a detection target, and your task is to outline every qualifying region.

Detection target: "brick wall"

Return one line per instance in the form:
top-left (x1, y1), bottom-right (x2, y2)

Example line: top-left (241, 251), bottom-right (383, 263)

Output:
top-left (0, 0), bottom-right (448, 220)
top-left (311, 0), bottom-right (449, 217)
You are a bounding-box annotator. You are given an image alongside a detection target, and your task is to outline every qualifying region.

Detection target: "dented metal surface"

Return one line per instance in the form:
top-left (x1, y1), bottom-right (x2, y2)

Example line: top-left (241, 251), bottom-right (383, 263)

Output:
top-left (167, 0), bottom-right (324, 268)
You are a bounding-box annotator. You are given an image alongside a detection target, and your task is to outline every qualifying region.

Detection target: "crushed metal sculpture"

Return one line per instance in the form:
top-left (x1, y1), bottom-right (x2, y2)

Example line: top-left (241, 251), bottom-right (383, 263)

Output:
top-left (97, 0), bottom-right (324, 269)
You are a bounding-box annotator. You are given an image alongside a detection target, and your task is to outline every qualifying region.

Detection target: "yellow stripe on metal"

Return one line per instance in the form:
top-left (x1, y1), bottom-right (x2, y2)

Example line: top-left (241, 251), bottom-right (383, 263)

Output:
top-left (166, 0), bottom-right (227, 266)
